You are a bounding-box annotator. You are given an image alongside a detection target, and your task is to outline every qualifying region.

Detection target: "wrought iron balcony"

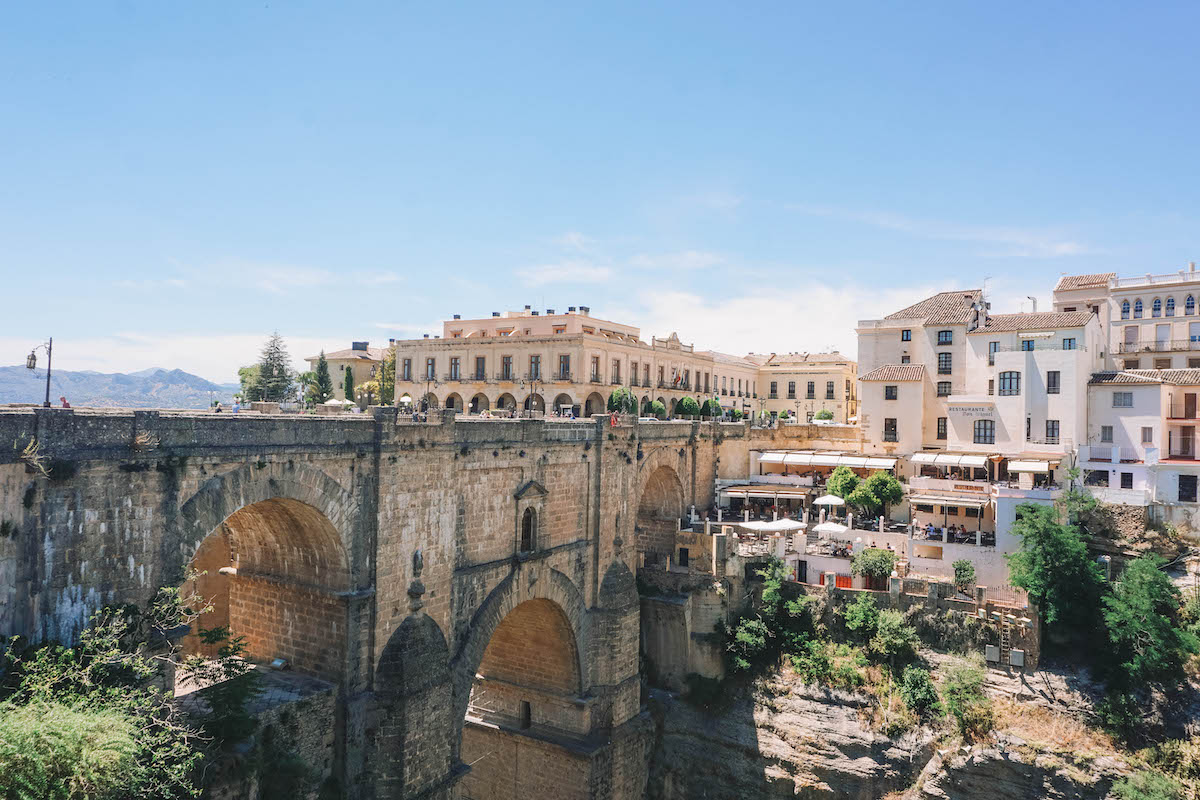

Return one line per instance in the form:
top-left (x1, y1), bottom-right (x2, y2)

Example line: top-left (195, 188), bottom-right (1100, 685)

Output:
top-left (1117, 339), bottom-right (1200, 354)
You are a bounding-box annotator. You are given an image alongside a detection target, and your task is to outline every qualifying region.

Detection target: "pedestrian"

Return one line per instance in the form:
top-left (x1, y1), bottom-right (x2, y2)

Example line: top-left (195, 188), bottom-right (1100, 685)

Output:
top-left (232, 400), bottom-right (241, 414)
top-left (59, 396), bottom-right (71, 409)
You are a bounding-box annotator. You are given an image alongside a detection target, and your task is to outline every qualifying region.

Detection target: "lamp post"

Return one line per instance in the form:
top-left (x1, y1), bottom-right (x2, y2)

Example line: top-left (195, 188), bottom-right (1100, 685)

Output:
top-left (25, 338), bottom-right (53, 408)
top-left (519, 375), bottom-right (542, 418)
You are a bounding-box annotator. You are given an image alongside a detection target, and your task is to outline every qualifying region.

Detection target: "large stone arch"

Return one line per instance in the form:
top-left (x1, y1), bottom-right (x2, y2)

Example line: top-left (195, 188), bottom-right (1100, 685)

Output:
top-left (449, 566), bottom-right (587, 754)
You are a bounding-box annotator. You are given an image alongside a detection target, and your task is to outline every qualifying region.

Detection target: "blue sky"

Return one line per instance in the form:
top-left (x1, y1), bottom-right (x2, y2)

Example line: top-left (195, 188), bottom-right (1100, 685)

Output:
top-left (2, 2), bottom-right (1198, 381)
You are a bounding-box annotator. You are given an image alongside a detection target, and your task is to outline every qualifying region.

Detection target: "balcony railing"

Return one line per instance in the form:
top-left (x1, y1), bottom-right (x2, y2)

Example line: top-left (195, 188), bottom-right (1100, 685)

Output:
top-left (1082, 444), bottom-right (1140, 463)
top-left (1113, 270), bottom-right (1200, 289)
top-left (523, 372), bottom-right (542, 382)
top-left (611, 378), bottom-right (622, 385)
top-left (590, 375), bottom-right (603, 384)
top-left (443, 373), bottom-right (460, 382)
top-left (1117, 339), bottom-right (1200, 354)
top-left (993, 342), bottom-right (1085, 353)
top-left (1026, 435), bottom-right (1061, 445)
top-left (495, 371), bottom-right (514, 382)
top-left (1168, 404), bottom-right (1200, 419)
top-left (1168, 445), bottom-right (1197, 460)
top-left (553, 372), bottom-right (573, 382)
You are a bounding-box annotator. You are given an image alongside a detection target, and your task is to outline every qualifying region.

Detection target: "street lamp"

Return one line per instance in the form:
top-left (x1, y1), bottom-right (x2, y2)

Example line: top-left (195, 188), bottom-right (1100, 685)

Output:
top-left (25, 337), bottom-right (53, 408)
top-left (519, 375), bottom-right (542, 418)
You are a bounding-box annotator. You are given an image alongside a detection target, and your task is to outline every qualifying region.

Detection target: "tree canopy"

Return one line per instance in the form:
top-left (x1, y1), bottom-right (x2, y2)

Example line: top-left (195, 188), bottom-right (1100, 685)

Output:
top-left (343, 366), bottom-right (355, 404)
top-left (826, 465), bottom-right (860, 499)
top-left (1103, 554), bottom-right (1199, 688)
top-left (700, 398), bottom-right (722, 418)
top-left (607, 387), bottom-right (637, 414)
top-left (256, 332), bottom-right (294, 402)
top-left (314, 351), bottom-right (334, 404)
top-left (379, 346), bottom-right (396, 405)
top-left (1005, 503), bottom-right (1105, 633)
top-left (649, 400), bottom-right (667, 419)
top-left (676, 396), bottom-right (701, 417)
top-left (814, 409), bottom-right (834, 420)
top-left (851, 547), bottom-right (896, 581)
top-left (237, 365), bottom-right (262, 402)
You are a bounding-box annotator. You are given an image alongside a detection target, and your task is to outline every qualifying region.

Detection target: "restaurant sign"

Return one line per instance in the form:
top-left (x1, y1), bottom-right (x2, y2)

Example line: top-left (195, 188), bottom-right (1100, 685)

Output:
top-left (949, 405), bottom-right (995, 418)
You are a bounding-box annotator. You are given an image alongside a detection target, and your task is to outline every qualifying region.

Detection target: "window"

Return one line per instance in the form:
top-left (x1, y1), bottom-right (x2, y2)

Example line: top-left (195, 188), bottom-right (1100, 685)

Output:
top-left (937, 381), bottom-right (951, 396)
top-left (1134, 298), bottom-right (1144, 318)
top-left (937, 417), bottom-right (947, 440)
top-left (900, 355), bottom-right (911, 364)
top-left (1142, 426), bottom-right (1153, 444)
top-left (885, 385), bottom-right (898, 400)
top-left (987, 379), bottom-right (994, 396)
top-left (1100, 425), bottom-right (1114, 443)
top-left (1021, 339), bottom-right (1035, 351)
top-left (1121, 472), bottom-right (1134, 489)
top-left (988, 341), bottom-right (999, 365)
top-left (1026, 417), bottom-right (1031, 441)
top-left (945, 506), bottom-right (959, 516)
top-left (590, 356), bottom-right (600, 381)
top-left (1121, 300), bottom-right (1131, 319)
top-left (1113, 391), bottom-right (1133, 408)
top-left (998, 371), bottom-right (1021, 396)
top-left (1155, 358), bottom-right (1172, 369)
top-left (520, 507), bottom-right (536, 552)
top-left (449, 357), bottom-right (460, 379)
top-left (901, 329), bottom-right (911, 342)
top-left (937, 330), bottom-right (953, 345)
top-left (769, 381), bottom-right (778, 399)
top-left (1062, 338), bottom-right (1076, 350)
top-left (475, 356), bottom-right (486, 380)
top-left (630, 361), bottom-right (638, 385)
top-left (402, 358), bottom-right (412, 381)
top-left (787, 381), bottom-right (796, 399)
top-left (1124, 359), bottom-right (1141, 369)
top-left (973, 419), bottom-right (995, 444)
top-left (806, 381), bottom-right (815, 399)
top-left (1047, 371), bottom-right (1060, 394)
top-left (1063, 306), bottom-right (1076, 312)
top-left (1046, 419), bottom-right (1060, 444)
top-left (1189, 358), bottom-right (1200, 368)
top-left (883, 418), bottom-right (898, 442)
top-left (558, 354), bottom-right (570, 378)
top-left (425, 358), bottom-right (436, 380)
top-left (965, 507), bottom-right (980, 518)
top-left (1189, 295), bottom-right (1196, 315)
top-left (611, 359), bottom-right (621, 384)
top-left (1180, 474), bottom-right (1197, 503)
top-left (938, 352), bottom-right (952, 374)
top-left (826, 381), bottom-right (835, 399)
top-left (914, 503), bottom-right (934, 513)
top-left (644, 364), bottom-right (650, 385)
top-left (528, 355), bottom-right (539, 379)
top-left (1153, 298), bottom-right (1162, 317)
top-left (1167, 297), bottom-right (1176, 316)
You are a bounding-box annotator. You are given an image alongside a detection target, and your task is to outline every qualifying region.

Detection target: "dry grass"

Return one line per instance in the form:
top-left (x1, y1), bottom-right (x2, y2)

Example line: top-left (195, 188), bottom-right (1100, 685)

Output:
top-left (992, 697), bottom-right (1115, 758)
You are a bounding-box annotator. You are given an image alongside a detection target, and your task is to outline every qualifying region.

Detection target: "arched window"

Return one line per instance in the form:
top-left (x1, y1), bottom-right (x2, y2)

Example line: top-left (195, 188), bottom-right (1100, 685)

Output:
top-left (1134, 299), bottom-right (1144, 318)
top-left (1121, 300), bottom-right (1131, 319)
top-left (1167, 297), bottom-right (1176, 316)
top-left (1153, 298), bottom-right (1162, 317)
top-left (1188, 296), bottom-right (1196, 316)
top-left (520, 507), bottom-right (536, 552)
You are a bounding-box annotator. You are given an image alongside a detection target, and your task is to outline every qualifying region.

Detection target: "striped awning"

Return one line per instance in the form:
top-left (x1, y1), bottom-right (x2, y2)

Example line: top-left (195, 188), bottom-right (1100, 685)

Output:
top-left (758, 452), bottom-right (897, 469)
top-left (912, 453), bottom-right (991, 467)
top-left (909, 494), bottom-right (989, 508)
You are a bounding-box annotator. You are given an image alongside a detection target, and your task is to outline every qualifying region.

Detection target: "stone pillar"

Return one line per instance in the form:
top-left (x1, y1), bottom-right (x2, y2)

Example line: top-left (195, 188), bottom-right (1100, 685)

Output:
top-left (889, 575), bottom-right (902, 600)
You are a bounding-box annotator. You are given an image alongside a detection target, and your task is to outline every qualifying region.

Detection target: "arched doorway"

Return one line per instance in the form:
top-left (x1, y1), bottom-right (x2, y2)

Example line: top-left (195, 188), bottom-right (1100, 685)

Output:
top-left (459, 598), bottom-right (585, 800)
top-left (444, 392), bottom-right (463, 413)
top-left (656, 396), bottom-right (666, 410)
top-left (636, 465), bottom-right (684, 566)
top-left (668, 398), bottom-right (677, 417)
top-left (641, 396), bottom-right (651, 414)
top-left (523, 393), bottom-right (545, 414)
top-left (469, 393), bottom-right (490, 414)
top-left (496, 393), bottom-right (517, 415)
top-left (423, 392), bottom-right (439, 411)
top-left (584, 392), bottom-right (605, 417)
top-left (552, 393), bottom-right (575, 417)
top-left (181, 498), bottom-right (350, 682)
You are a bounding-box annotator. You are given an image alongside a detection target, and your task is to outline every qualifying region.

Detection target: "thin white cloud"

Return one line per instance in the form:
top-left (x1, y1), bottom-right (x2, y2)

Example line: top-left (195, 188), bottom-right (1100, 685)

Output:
top-left (515, 261), bottom-right (615, 287)
top-left (789, 204), bottom-right (1094, 259)
top-left (553, 231), bottom-right (595, 251)
top-left (629, 250), bottom-right (724, 271)
top-left (116, 277), bottom-right (190, 290)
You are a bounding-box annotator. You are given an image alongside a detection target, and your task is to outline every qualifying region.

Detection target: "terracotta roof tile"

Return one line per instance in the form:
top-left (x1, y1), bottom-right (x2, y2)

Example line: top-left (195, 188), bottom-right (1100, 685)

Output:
top-left (307, 347), bottom-right (386, 362)
top-left (883, 290), bottom-right (984, 324)
top-left (1086, 368), bottom-right (1200, 386)
top-left (971, 311), bottom-right (1095, 333)
top-left (1055, 273), bottom-right (1115, 291)
top-left (860, 364), bottom-right (926, 382)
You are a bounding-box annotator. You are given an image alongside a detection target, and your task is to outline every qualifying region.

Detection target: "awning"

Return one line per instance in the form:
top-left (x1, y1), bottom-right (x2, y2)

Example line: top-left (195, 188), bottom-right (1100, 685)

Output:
top-left (723, 486), bottom-right (812, 499)
top-left (784, 453), bottom-right (814, 465)
top-left (758, 452), bottom-right (897, 470)
top-left (914, 453), bottom-right (991, 467)
top-left (912, 453), bottom-right (938, 464)
top-left (759, 452), bottom-right (787, 463)
top-left (735, 519), bottom-right (806, 532)
top-left (1007, 460), bottom-right (1052, 473)
top-left (811, 454), bottom-right (843, 466)
top-left (909, 494), bottom-right (989, 508)
top-left (866, 457), bottom-right (898, 469)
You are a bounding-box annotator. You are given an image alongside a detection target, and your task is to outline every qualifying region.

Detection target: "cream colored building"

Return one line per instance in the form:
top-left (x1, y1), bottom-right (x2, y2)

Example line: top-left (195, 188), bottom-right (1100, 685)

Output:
top-left (754, 352), bottom-right (858, 423)
top-left (305, 341), bottom-right (387, 402)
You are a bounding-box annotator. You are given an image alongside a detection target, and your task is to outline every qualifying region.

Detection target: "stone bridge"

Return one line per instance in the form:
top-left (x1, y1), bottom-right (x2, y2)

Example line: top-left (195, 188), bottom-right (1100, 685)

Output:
top-left (0, 407), bottom-right (786, 799)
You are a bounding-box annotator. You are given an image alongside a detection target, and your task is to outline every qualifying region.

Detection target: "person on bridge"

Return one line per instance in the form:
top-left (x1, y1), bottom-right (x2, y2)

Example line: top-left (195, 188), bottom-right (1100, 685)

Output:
top-left (59, 396), bottom-right (71, 409)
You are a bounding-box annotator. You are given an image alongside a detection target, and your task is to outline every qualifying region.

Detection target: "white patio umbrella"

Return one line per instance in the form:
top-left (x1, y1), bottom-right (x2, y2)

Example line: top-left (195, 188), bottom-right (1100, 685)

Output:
top-left (323, 398), bottom-right (353, 406)
top-left (812, 521), bottom-right (848, 535)
top-left (813, 494), bottom-right (845, 506)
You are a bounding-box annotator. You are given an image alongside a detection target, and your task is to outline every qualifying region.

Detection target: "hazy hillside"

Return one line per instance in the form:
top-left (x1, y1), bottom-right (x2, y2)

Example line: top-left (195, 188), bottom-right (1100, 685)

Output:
top-left (0, 365), bottom-right (236, 409)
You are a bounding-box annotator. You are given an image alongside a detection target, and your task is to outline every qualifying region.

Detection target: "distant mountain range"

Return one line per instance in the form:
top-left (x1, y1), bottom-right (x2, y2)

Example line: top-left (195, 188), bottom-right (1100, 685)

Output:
top-left (0, 365), bottom-right (240, 409)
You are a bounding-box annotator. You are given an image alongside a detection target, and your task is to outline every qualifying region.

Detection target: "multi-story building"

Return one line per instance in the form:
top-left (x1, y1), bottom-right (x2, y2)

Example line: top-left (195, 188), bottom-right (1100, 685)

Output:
top-left (856, 289), bottom-right (1105, 584)
top-left (1053, 264), bottom-right (1200, 370)
top-left (385, 306), bottom-right (773, 417)
top-left (754, 352), bottom-right (858, 423)
top-left (304, 341), bottom-right (387, 401)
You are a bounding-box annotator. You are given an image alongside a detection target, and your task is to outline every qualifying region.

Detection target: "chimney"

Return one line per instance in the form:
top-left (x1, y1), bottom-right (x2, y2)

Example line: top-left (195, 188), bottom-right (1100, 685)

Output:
top-left (492, 312), bottom-right (500, 317)
top-left (546, 308), bottom-right (554, 315)
top-left (1191, 262), bottom-right (1196, 272)
top-left (580, 305), bottom-right (590, 314)
top-left (388, 338), bottom-right (395, 345)
top-left (531, 311), bottom-right (539, 316)
top-left (423, 334), bottom-right (429, 339)
top-left (453, 314), bottom-right (461, 320)
top-left (352, 341), bottom-right (369, 351)
top-left (568, 306), bottom-right (576, 312)
top-left (524, 304), bottom-right (531, 311)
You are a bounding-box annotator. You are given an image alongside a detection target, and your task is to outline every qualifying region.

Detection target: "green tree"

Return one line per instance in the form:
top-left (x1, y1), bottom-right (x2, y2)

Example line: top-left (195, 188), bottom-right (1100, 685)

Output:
top-left (730, 408), bottom-right (743, 421)
top-left (256, 332), bottom-right (294, 402)
top-left (343, 366), bottom-right (355, 403)
top-left (851, 547), bottom-right (897, 584)
top-left (814, 409), bottom-right (834, 420)
top-left (355, 379), bottom-right (380, 407)
top-left (869, 609), bottom-right (916, 668)
top-left (1111, 770), bottom-right (1183, 800)
top-left (942, 659), bottom-right (994, 741)
top-left (900, 665), bottom-right (942, 719)
top-left (676, 396), bottom-right (701, 417)
top-left (379, 345), bottom-right (396, 405)
top-left (237, 365), bottom-right (263, 402)
top-left (1005, 503), bottom-right (1105, 637)
top-left (1103, 554), bottom-right (1199, 688)
top-left (700, 398), bottom-right (722, 418)
top-left (296, 371), bottom-right (317, 405)
top-left (953, 559), bottom-right (977, 592)
top-left (778, 409), bottom-right (790, 419)
top-left (607, 387), bottom-right (637, 414)
top-left (826, 465), bottom-right (860, 499)
top-left (649, 400), bottom-right (667, 419)
top-left (314, 351), bottom-right (334, 403)
top-left (844, 593), bottom-right (880, 643)
top-left (865, 472), bottom-right (904, 515)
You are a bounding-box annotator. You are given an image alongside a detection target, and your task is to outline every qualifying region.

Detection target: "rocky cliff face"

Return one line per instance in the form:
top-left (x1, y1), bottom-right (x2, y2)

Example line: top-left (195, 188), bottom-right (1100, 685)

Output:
top-left (645, 675), bottom-right (934, 800)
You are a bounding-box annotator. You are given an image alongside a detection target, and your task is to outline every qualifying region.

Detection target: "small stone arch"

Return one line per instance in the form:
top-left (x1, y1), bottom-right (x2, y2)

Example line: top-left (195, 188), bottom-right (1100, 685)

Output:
top-left (584, 391), bottom-right (606, 417)
top-left (523, 392), bottom-right (545, 413)
top-left (496, 392), bottom-right (517, 412)
top-left (444, 392), bottom-right (463, 412)
top-left (468, 393), bottom-right (489, 413)
top-left (423, 392), bottom-right (439, 410)
top-left (656, 395), bottom-right (666, 408)
top-left (552, 393), bottom-right (576, 416)
top-left (641, 395), bottom-right (651, 414)
top-left (635, 459), bottom-right (686, 564)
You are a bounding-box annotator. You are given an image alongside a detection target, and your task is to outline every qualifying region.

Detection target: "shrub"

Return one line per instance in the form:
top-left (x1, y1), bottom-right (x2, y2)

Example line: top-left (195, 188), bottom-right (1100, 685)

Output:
top-left (676, 397), bottom-right (701, 417)
top-left (953, 559), bottom-right (976, 592)
top-left (1110, 770), bottom-right (1183, 800)
top-left (844, 593), bottom-right (880, 643)
top-left (649, 400), bottom-right (667, 420)
top-left (899, 665), bottom-right (942, 719)
top-left (832, 662), bottom-right (865, 689)
top-left (814, 409), bottom-right (834, 420)
top-left (727, 616), bottom-right (771, 673)
top-left (941, 660), bottom-right (993, 741)
top-left (1096, 691), bottom-right (1142, 743)
top-left (851, 548), bottom-right (896, 583)
top-left (790, 638), bottom-right (832, 685)
top-left (870, 609), bottom-right (917, 668)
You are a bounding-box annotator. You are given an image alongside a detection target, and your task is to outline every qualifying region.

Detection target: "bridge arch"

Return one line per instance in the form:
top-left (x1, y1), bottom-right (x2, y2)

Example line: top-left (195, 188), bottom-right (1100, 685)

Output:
top-left (635, 457), bottom-right (686, 565)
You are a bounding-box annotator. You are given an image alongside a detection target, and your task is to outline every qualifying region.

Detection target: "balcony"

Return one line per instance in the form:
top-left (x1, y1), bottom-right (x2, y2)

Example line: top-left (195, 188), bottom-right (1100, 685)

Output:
top-left (1168, 404), bottom-right (1200, 419)
top-left (443, 373), bottom-right (461, 382)
top-left (589, 375), bottom-right (603, 384)
top-left (553, 372), bottom-right (573, 383)
top-left (495, 371), bottom-right (515, 382)
top-left (1117, 339), bottom-right (1200, 354)
top-left (908, 476), bottom-right (991, 494)
top-left (1081, 444), bottom-right (1140, 463)
top-left (523, 372), bottom-right (542, 382)
top-left (1167, 445), bottom-right (1198, 461)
